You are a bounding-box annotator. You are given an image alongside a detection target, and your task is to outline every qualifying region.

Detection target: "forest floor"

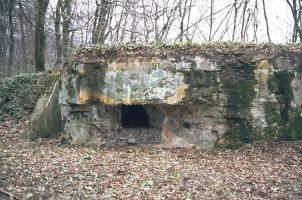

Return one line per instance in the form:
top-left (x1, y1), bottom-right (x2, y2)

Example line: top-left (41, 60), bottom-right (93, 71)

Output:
top-left (0, 114), bottom-right (301, 200)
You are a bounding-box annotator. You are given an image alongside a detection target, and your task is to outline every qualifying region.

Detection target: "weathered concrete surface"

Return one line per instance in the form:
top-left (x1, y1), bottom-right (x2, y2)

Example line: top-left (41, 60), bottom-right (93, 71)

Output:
top-left (59, 43), bottom-right (302, 149)
top-left (29, 73), bottom-right (62, 139)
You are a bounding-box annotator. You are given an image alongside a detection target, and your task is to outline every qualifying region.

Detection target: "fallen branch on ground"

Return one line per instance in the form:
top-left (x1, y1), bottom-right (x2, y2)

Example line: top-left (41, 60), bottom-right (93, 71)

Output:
top-left (0, 188), bottom-right (18, 200)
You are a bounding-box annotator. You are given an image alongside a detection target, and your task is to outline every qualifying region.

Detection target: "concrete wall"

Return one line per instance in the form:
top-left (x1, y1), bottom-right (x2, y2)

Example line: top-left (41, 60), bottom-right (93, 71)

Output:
top-left (59, 44), bottom-right (302, 149)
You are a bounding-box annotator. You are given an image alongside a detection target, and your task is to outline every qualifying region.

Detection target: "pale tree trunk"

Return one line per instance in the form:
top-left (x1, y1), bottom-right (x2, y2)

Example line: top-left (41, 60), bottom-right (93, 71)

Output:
top-left (252, 0), bottom-right (259, 42)
top-left (129, 12), bottom-right (137, 42)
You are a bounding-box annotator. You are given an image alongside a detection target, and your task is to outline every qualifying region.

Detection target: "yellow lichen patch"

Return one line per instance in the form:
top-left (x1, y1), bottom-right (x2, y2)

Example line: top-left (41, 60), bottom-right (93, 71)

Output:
top-left (216, 138), bottom-right (225, 145)
top-left (77, 88), bottom-right (92, 104)
top-left (76, 64), bottom-right (86, 74)
top-left (95, 92), bottom-right (143, 105)
top-left (94, 92), bottom-right (117, 105)
top-left (166, 84), bottom-right (188, 104)
top-left (256, 60), bottom-right (272, 69)
top-left (257, 69), bottom-right (269, 82)
top-left (108, 57), bottom-right (159, 70)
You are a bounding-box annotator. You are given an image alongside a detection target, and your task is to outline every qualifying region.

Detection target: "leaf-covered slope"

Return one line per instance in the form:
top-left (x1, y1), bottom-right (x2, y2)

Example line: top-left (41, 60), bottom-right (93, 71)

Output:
top-left (0, 74), bottom-right (40, 119)
top-left (0, 72), bottom-right (59, 120)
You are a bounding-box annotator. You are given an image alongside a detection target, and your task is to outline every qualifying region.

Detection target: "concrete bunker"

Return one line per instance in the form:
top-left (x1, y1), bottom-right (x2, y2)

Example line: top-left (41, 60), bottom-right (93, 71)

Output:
top-left (59, 44), bottom-right (302, 149)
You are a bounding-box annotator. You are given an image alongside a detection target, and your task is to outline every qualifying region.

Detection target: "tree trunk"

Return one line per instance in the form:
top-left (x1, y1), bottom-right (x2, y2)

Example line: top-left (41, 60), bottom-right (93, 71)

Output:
top-left (62, 0), bottom-right (71, 62)
top-left (0, 0), bottom-right (8, 73)
top-left (18, 2), bottom-right (27, 71)
top-left (286, 0), bottom-right (302, 43)
top-left (240, 0), bottom-right (249, 41)
top-left (34, 0), bottom-right (49, 72)
top-left (55, 0), bottom-right (62, 66)
top-left (8, 0), bottom-right (14, 69)
top-left (232, 0), bottom-right (238, 41)
top-left (262, 0), bottom-right (271, 42)
top-left (209, 0), bottom-right (214, 41)
top-left (92, 0), bottom-right (112, 44)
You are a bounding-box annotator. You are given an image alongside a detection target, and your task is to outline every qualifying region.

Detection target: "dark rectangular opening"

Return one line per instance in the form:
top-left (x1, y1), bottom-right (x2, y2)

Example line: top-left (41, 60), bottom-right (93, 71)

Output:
top-left (121, 105), bottom-right (149, 128)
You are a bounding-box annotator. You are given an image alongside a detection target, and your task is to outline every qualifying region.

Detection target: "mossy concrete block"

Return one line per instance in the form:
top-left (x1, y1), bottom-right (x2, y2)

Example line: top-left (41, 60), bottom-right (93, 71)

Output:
top-left (28, 78), bottom-right (62, 140)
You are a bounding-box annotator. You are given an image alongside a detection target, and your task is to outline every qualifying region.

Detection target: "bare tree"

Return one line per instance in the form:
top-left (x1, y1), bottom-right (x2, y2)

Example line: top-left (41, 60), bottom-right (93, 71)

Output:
top-left (262, 0), bottom-right (271, 42)
top-left (0, 0), bottom-right (300, 76)
top-left (34, 0), bottom-right (49, 72)
top-left (232, 0), bottom-right (243, 41)
top-left (252, 0), bottom-right (259, 42)
top-left (54, 0), bottom-right (62, 65)
top-left (209, 0), bottom-right (214, 41)
top-left (62, 0), bottom-right (72, 61)
top-left (8, 0), bottom-right (14, 68)
top-left (286, 0), bottom-right (302, 42)
top-left (240, 0), bottom-right (249, 41)
top-left (91, 0), bottom-right (113, 44)
top-left (18, 1), bottom-right (27, 70)
top-left (178, 0), bottom-right (192, 42)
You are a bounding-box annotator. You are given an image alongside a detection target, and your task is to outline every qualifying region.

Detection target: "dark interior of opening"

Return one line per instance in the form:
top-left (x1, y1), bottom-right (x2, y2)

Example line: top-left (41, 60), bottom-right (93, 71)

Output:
top-left (121, 105), bottom-right (149, 128)
top-left (183, 122), bottom-right (191, 129)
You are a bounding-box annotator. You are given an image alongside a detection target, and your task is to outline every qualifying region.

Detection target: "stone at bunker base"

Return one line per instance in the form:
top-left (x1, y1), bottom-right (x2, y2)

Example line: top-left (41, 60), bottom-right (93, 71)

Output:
top-left (32, 43), bottom-right (302, 149)
top-left (28, 73), bottom-right (62, 140)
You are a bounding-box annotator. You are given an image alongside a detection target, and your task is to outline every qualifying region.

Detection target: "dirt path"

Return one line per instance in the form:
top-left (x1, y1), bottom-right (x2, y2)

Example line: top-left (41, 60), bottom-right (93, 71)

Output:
top-left (0, 116), bottom-right (301, 199)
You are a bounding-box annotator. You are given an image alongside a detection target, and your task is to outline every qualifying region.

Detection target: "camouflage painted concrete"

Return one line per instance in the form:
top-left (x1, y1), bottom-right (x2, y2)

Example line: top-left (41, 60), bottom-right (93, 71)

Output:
top-left (59, 44), bottom-right (302, 149)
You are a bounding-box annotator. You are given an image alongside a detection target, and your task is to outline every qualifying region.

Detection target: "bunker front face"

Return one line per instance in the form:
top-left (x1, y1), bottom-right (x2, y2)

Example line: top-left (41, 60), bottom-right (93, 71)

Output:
top-left (59, 43), bottom-right (302, 149)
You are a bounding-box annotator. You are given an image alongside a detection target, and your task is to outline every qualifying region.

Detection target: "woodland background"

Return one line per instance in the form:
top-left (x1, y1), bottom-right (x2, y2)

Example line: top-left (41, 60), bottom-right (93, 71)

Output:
top-left (0, 0), bottom-right (301, 76)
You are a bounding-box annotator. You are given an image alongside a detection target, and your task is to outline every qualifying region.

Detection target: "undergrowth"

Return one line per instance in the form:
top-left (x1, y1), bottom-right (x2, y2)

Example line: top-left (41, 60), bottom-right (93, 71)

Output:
top-left (0, 73), bottom-right (41, 120)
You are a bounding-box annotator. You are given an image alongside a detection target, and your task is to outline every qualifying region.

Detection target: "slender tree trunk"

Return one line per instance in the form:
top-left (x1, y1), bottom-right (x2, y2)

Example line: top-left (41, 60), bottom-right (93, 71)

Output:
top-left (252, 0), bottom-right (259, 42)
top-left (130, 12), bottom-right (136, 42)
top-left (185, 0), bottom-right (193, 40)
top-left (8, 0), bottom-right (14, 69)
top-left (240, 0), bottom-right (249, 41)
top-left (286, 0), bottom-right (302, 42)
top-left (232, 0), bottom-right (238, 41)
top-left (209, 0), bottom-right (214, 41)
top-left (62, 0), bottom-right (71, 62)
top-left (34, 0), bottom-right (49, 72)
top-left (55, 0), bottom-right (62, 66)
top-left (262, 0), bottom-right (271, 42)
top-left (0, 0), bottom-right (8, 74)
top-left (18, 2), bottom-right (27, 71)
top-left (92, 0), bottom-right (112, 44)
top-left (298, 0), bottom-right (302, 41)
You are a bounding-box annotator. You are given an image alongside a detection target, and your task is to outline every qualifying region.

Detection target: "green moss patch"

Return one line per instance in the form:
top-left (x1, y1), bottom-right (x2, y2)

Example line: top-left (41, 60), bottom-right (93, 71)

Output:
top-left (0, 73), bottom-right (40, 119)
top-left (266, 70), bottom-right (302, 140)
top-left (216, 63), bottom-right (257, 149)
top-left (217, 116), bottom-right (254, 149)
top-left (222, 63), bottom-right (256, 111)
top-left (283, 108), bottom-right (302, 140)
top-left (0, 72), bottom-right (59, 120)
